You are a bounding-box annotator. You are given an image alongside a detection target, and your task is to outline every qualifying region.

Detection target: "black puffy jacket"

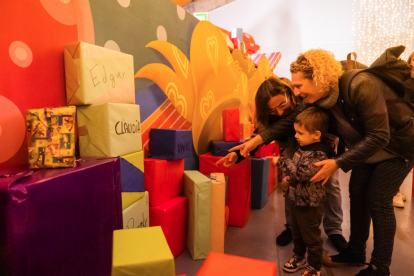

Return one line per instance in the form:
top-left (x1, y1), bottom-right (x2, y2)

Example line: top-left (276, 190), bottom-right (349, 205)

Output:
top-left (333, 71), bottom-right (414, 172)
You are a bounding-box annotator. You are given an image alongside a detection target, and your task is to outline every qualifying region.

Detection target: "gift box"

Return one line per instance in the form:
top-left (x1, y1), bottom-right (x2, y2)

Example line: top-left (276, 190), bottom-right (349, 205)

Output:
top-left (230, 38), bottom-right (240, 50)
top-left (112, 227), bottom-right (175, 276)
top-left (149, 129), bottom-right (192, 160)
top-left (26, 106), bottom-right (76, 169)
top-left (196, 252), bottom-right (277, 276)
top-left (199, 153), bottom-right (251, 227)
top-left (211, 140), bottom-right (243, 157)
top-left (77, 103), bottom-right (142, 157)
top-left (268, 157), bottom-right (279, 194)
top-left (240, 42), bottom-right (246, 54)
top-left (0, 158), bottom-right (122, 276)
top-left (120, 151), bottom-right (145, 192)
top-left (240, 123), bottom-right (251, 139)
top-left (231, 28), bottom-right (243, 42)
top-left (183, 171), bottom-right (212, 260)
top-left (251, 158), bottom-right (270, 209)
top-left (122, 192), bottom-right (149, 229)
top-left (210, 173), bottom-right (226, 253)
top-left (222, 108), bottom-right (240, 142)
top-left (64, 41), bottom-right (135, 105)
top-left (225, 206), bottom-right (229, 233)
top-left (253, 142), bottom-right (276, 158)
top-left (144, 159), bottom-right (184, 207)
top-left (149, 196), bottom-right (188, 258)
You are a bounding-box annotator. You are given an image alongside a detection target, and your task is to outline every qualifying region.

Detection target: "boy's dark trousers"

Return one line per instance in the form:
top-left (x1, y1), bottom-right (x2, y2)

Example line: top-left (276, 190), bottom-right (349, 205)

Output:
top-left (288, 197), bottom-right (324, 270)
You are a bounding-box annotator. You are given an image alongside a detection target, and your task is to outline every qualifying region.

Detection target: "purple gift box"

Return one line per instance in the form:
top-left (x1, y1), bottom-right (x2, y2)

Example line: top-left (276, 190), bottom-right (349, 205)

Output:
top-left (0, 158), bottom-right (122, 276)
top-left (149, 129), bottom-right (192, 160)
top-left (211, 140), bottom-right (244, 157)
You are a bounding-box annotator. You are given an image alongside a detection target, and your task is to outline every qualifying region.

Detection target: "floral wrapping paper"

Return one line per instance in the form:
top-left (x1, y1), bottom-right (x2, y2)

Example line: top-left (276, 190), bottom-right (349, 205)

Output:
top-left (26, 106), bottom-right (76, 169)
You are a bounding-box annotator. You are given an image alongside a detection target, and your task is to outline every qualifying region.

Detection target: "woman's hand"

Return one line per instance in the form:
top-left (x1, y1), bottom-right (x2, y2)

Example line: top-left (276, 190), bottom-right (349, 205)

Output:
top-left (215, 152), bottom-right (238, 168)
top-left (310, 159), bottom-right (339, 185)
top-left (228, 135), bottom-right (264, 157)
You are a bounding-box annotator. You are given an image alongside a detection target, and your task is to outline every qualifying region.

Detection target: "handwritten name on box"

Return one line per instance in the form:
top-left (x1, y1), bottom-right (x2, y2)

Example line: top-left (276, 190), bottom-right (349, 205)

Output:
top-left (64, 42), bottom-right (135, 105)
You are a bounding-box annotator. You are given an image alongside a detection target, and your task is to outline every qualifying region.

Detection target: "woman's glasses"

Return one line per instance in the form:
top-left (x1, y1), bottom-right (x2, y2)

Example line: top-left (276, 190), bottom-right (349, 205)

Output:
top-left (268, 92), bottom-right (288, 115)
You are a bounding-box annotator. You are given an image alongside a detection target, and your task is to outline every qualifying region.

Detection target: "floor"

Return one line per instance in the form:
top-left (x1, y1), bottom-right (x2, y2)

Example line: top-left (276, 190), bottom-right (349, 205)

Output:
top-left (175, 170), bottom-right (414, 276)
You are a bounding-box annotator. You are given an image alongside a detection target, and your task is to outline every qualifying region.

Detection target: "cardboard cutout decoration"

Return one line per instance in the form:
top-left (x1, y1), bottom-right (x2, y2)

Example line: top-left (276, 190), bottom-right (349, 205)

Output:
top-left (247, 56), bottom-right (274, 117)
top-left (232, 49), bottom-right (256, 79)
top-left (135, 41), bottom-right (195, 123)
top-left (243, 32), bottom-right (261, 55)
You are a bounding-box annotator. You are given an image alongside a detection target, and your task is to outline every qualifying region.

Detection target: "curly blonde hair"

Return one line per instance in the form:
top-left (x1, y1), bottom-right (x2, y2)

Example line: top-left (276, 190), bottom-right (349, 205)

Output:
top-left (290, 49), bottom-right (342, 93)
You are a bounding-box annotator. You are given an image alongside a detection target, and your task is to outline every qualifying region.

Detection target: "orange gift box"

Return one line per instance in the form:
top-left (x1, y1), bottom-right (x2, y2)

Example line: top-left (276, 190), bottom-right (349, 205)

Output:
top-left (196, 252), bottom-right (277, 276)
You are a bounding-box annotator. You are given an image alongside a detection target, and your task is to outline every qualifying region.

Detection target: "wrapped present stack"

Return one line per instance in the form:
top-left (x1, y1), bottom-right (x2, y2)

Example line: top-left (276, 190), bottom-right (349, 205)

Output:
top-left (65, 42), bottom-right (148, 232)
top-left (147, 128), bottom-right (192, 258)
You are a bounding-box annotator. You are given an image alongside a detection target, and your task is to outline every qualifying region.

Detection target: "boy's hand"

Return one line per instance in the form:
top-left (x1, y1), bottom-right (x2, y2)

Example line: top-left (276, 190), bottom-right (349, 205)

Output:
top-left (310, 159), bottom-right (338, 185)
top-left (215, 152), bottom-right (238, 168)
top-left (282, 176), bottom-right (291, 188)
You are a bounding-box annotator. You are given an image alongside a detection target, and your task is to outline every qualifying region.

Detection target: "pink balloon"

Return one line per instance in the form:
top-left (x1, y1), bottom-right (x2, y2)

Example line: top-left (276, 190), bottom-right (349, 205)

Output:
top-left (0, 96), bottom-right (26, 163)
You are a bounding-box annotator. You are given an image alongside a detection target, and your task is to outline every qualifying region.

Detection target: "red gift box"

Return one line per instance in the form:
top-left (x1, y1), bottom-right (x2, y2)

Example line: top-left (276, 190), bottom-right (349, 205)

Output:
top-left (150, 196), bottom-right (188, 258)
top-left (144, 159), bottom-right (184, 206)
top-left (224, 206), bottom-right (229, 233)
top-left (254, 142), bottom-right (276, 158)
top-left (230, 38), bottom-right (240, 50)
top-left (196, 252), bottom-right (277, 276)
top-left (223, 108), bottom-right (240, 142)
top-left (199, 153), bottom-right (251, 227)
top-left (267, 157), bottom-right (279, 194)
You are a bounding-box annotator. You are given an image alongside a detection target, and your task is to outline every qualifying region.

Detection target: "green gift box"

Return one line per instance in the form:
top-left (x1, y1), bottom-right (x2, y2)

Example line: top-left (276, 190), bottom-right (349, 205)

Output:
top-left (183, 170), bottom-right (212, 260)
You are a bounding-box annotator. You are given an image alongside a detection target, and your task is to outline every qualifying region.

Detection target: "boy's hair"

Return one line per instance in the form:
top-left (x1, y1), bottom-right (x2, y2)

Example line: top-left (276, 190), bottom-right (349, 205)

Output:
top-left (295, 107), bottom-right (329, 136)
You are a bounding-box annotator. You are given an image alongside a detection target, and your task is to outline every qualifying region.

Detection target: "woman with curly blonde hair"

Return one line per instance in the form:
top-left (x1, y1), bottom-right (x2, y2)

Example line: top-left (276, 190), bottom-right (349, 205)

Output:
top-left (233, 48), bottom-right (414, 276)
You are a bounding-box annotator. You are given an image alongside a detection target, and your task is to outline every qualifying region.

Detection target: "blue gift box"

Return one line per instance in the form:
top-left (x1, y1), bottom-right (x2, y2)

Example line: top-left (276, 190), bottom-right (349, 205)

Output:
top-left (149, 129), bottom-right (192, 160)
top-left (120, 151), bottom-right (145, 192)
top-left (251, 157), bottom-right (270, 209)
top-left (211, 140), bottom-right (244, 157)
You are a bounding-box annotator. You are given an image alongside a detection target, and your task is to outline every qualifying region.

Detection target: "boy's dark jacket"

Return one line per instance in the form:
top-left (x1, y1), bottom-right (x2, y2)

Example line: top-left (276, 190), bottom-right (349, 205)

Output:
top-left (277, 142), bottom-right (334, 207)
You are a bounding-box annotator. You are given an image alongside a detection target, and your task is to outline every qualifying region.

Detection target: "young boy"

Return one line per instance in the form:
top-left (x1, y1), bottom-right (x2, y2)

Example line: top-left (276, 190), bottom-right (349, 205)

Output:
top-left (278, 106), bottom-right (334, 276)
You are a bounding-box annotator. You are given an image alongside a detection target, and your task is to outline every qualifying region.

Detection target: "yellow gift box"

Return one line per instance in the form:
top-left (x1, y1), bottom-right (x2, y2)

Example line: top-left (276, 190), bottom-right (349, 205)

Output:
top-left (26, 106), bottom-right (76, 169)
top-left (210, 173), bottom-right (226, 253)
top-left (112, 227), bottom-right (175, 276)
top-left (77, 103), bottom-right (142, 157)
top-left (64, 41), bottom-right (135, 105)
top-left (122, 192), bottom-right (149, 229)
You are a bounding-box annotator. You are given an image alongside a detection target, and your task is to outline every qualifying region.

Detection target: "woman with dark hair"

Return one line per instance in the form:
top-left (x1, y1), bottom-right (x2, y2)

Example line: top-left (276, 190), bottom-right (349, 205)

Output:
top-left (217, 77), bottom-right (348, 252)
